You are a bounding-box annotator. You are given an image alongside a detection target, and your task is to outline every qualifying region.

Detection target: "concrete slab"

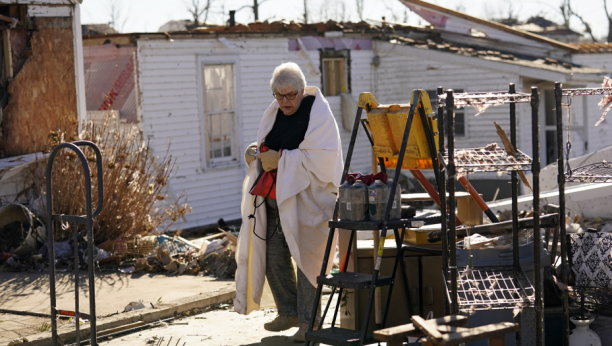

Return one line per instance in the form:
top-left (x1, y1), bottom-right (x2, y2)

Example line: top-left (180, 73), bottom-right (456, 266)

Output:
top-left (0, 271), bottom-right (234, 345)
top-left (97, 293), bottom-right (338, 346)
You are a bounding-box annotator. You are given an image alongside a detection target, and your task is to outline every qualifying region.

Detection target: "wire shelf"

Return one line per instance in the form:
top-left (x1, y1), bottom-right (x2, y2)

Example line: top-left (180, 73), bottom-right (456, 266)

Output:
top-left (562, 87), bottom-right (612, 97)
top-left (445, 265), bottom-right (535, 311)
top-left (565, 162), bottom-right (612, 183)
top-left (438, 91), bottom-right (532, 107)
top-left (444, 147), bottom-right (532, 173)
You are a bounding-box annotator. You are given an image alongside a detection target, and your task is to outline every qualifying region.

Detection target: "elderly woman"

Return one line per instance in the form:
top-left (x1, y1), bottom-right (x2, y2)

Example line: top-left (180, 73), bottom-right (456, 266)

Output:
top-left (234, 62), bottom-right (343, 342)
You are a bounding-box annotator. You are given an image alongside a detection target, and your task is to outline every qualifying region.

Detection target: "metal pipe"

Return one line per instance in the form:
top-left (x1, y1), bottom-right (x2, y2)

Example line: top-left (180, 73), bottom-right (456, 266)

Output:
top-left (447, 89), bottom-right (458, 315)
top-left (531, 86), bottom-right (543, 346)
top-left (437, 86), bottom-right (449, 316)
top-left (555, 82), bottom-right (570, 345)
top-left (74, 221), bottom-right (80, 345)
top-left (510, 83), bottom-right (520, 274)
top-left (426, 214), bottom-right (559, 242)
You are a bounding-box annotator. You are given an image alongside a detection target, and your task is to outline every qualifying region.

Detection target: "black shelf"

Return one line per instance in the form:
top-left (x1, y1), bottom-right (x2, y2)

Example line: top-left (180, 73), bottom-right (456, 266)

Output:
top-left (444, 147), bottom-right (532, 174)
top-left (329, 217), bottom-right (434, 230)
top-left (317, 272), bottom-right (392, 290)
top-left (444, 265), bottom-right (534, 312)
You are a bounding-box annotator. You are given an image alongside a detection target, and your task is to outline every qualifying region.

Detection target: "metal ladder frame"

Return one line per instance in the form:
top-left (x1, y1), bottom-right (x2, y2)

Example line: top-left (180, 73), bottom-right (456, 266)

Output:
top-left (306, 90), bottom-right (441, 346)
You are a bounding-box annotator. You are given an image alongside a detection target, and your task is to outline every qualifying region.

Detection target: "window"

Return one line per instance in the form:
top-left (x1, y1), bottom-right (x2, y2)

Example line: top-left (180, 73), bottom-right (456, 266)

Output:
top-left (201, 63), bottom-right (236, 165)
top-left (427, 89), bottom-right (465, 137)
top-left (544, 89), bottom-right (557, 165)
top-left (321, 50), bottom-right (350, 96)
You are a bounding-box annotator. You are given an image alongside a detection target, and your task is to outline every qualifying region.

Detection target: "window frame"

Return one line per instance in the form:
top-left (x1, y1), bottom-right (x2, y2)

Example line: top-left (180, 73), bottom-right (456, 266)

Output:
top-left (196, 55), bottom-right (242, 169)
top-left (320, 49), bottom-right (351, 97)
top-left (427, 89), bottom-right (466, 138)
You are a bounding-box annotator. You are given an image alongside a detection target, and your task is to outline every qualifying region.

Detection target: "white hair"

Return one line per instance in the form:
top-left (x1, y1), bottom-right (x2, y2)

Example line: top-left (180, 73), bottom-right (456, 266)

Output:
top-left (270, 62), bottom-right (307, 93)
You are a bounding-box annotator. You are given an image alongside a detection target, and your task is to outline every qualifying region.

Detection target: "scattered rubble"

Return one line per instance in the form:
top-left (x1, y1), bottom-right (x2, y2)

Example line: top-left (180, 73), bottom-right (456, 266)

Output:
top-left (0, 210), bottom-right (238, 279)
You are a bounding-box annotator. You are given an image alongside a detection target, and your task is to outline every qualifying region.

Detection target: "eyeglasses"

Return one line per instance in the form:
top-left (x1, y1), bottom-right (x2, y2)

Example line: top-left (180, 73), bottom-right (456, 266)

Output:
top-left (273, 92), bottom-right (298, 101)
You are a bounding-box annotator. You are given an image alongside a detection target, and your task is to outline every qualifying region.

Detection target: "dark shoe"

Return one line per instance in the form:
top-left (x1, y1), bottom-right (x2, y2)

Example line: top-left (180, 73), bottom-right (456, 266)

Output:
top-left (292, 322), bottom-right (319, 343)
top-left (264, 315), bottom-right (299, 332)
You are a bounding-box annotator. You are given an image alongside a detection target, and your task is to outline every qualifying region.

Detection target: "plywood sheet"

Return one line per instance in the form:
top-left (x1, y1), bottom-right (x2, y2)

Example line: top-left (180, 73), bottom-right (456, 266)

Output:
top-left (0, 17), bottom-right (77, 157)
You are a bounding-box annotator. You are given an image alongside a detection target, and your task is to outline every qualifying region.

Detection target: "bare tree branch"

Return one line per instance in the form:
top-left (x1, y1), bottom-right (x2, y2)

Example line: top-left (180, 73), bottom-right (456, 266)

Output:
top-left (303, 0), bottom-right (308, 23)
top-left (605, 0), bottom-right (612, 21)
top-left (107, 0), bottom-right (128, 33)
top-left (568, 2), bottom-right (597, 42)
top-left (185, 0), bottom-right (215, 26)
top-left (355, 0), bottom-right (364, 21)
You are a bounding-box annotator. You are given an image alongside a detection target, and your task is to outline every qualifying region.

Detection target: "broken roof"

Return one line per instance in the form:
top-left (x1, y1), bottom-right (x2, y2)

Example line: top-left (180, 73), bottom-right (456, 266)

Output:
top-left (81, 19), bottom-right (606, 77)
top-left (571, 42), bottom-right (612, 54)
top-left (398, 0), bottom-right (579, 54)
top-left (386, 35), bottom-right (606, 76)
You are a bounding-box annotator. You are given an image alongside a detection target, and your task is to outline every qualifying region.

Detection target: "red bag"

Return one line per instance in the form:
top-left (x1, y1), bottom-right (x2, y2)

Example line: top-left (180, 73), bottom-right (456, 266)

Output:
top-left (249, 142), bottom-right (277, 199)
top-left (250, 170), bottom-right (277, 199)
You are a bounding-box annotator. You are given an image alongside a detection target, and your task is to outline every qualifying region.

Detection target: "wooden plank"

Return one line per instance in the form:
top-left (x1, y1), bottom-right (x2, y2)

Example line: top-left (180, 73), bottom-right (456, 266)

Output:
top-left (441, 322), bottom-right (518, 346)
top-left (97, 321), bottom-right (146, 337)
top-left (374, 315), bottom-right (468, 342)
top-left (399, 316), bottom-right (441, 341)
top-left (28, 5), bottom-right (71, 17)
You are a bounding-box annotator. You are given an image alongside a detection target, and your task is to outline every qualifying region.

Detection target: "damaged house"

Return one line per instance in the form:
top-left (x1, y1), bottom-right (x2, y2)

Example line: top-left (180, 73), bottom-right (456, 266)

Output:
top-left (81, 0), bottom-right (609, 231)
top-left (0, 0), bottom-right (86, 203)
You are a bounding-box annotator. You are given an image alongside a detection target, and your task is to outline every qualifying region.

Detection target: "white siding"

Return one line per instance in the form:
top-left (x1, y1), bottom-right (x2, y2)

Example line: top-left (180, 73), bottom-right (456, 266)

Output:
top-left (137, 37), bottom-right (374, 229)
top-left (573, 53), bottom-right (612, 71)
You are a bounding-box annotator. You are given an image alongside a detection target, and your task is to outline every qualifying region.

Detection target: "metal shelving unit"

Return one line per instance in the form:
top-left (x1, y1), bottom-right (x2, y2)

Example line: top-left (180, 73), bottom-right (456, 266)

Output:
top-left (555, 83), bottom-right (612, 346)
top-left (437, 84), bottom-right (544, 345)
top-left (453, 266), bottom-right (534, 310)
top-left (443, 147), bottom-right (532, 174)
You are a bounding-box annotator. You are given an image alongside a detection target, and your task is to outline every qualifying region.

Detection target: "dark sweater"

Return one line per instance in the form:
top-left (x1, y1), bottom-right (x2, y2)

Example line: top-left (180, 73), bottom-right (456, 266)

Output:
top-left (265, 96), bottom-right (314, 151)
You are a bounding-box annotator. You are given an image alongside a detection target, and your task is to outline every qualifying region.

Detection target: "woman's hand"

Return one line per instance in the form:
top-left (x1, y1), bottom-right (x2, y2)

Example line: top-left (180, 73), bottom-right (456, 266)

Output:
top-left (258, 149), bottom-right (281, 171)
top-left (244, 144), bottom-right (257, 165)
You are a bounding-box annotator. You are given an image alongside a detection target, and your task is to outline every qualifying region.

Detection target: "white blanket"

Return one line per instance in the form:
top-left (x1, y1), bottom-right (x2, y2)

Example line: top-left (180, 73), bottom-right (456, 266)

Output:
top-left (234, 86), bottom-right (343, 315)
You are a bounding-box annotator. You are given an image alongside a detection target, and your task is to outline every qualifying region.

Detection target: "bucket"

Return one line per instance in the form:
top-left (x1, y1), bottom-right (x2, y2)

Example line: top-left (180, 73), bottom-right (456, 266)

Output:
top-left (0, 203), bottom-right (46, 256)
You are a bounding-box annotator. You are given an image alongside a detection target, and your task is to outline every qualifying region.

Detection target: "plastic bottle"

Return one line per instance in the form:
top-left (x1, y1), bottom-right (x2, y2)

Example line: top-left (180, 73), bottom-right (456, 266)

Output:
top-left (338, 181), bottom-right (352, 220)
top-left (368, 179), bottom-right (389, 222)
top-left (387, 178), bottom-right (402, 220)
top-left (347, 179), bottom-right (368, 221)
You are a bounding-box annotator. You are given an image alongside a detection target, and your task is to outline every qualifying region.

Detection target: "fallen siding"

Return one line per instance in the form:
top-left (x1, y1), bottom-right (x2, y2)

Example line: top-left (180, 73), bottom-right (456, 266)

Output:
top-left (0, 17), bottom-right (77, 157)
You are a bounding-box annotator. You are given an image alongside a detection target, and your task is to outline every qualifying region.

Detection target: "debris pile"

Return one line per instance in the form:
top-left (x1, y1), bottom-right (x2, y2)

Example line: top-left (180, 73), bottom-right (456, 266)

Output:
top-left (0, 205), bottom-right (238, 279)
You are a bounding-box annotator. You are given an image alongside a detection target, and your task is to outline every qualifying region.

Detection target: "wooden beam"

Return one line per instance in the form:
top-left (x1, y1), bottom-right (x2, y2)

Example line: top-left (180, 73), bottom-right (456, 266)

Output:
top-left (440, 322), bottom-right (518, 346)
top-left (374, 315), bottom-right (468, 342)
top-left (411, 315), bottom-right (444, 342)
top-left (2, 29), bottom-right (12, 82)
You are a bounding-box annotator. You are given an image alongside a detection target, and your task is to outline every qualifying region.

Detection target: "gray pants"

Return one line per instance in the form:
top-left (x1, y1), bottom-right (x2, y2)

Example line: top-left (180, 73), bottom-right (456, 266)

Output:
top-left (265, 197), bottom-right (319, 324)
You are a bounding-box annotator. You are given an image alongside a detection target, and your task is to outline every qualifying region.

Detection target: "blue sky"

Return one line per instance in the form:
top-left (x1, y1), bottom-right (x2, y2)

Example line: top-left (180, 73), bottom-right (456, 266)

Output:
top-left (80, 0), bottom-right (608, 41)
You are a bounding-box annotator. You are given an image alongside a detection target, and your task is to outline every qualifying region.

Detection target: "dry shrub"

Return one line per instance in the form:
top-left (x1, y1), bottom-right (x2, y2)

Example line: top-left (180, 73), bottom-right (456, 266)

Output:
top-left (39, 115), bottom-right (191, 243)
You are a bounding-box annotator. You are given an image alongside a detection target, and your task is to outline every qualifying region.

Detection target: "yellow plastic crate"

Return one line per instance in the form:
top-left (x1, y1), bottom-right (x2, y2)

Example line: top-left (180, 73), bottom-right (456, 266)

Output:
top-left (360, 91), bottom-right (439, 171)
